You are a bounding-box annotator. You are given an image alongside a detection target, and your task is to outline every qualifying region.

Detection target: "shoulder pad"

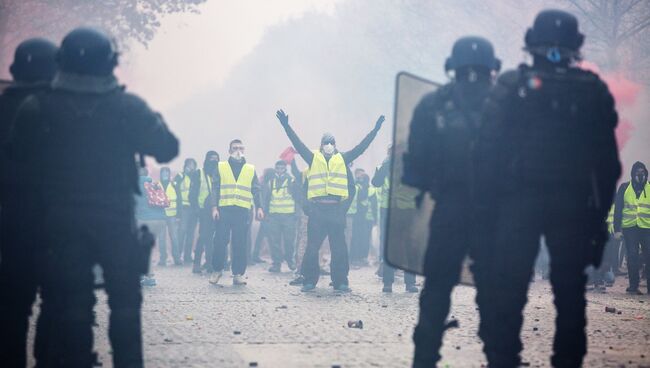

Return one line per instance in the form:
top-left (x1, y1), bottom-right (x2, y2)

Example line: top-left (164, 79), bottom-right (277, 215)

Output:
top-left (496, 69), bottom-right (521, 88)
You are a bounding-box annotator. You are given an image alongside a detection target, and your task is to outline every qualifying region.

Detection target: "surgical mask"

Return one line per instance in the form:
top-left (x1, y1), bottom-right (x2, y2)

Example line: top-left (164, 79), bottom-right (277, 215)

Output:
top-left (322, 143), bottom-right (335, 155)
top-left (636, 174), bottom-right (647, 184)
top-left (230, 151), bottom-right (244, 161)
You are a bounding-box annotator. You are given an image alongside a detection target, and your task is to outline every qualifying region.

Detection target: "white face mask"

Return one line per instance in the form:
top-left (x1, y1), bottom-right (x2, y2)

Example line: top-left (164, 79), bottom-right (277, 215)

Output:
top-left (322, 143), bottom-right (335, 155)
top-left (230, 151), bottom-right (244, 161)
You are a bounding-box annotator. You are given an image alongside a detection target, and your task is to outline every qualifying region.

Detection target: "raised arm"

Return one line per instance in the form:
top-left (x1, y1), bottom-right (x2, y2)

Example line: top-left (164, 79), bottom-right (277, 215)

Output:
top-left (276, 109), bottom-right (313, 164)
top-left (343, 115), bottom-right (384, 163)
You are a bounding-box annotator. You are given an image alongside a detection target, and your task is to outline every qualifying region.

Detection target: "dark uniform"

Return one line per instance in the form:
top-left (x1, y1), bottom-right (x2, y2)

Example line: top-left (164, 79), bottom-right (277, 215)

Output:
top-left (6, 28), bottom-right (178, 367)
top-left (0, 38), bottom-right (57, 368)
top-left (402, 37), bottom-right (500, 366)
top-left (191, 151), bottom-right (219, 273)
top-left (476, 10), bottom-right (620, 367)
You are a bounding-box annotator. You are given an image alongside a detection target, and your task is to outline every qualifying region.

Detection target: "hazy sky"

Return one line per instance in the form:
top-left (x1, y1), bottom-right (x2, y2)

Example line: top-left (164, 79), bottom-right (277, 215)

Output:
top-left (121, 0), bottom-right (343, 112)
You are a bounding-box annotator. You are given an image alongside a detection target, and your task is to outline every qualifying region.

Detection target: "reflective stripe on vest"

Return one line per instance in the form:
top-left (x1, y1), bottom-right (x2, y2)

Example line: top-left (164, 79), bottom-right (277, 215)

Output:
top-left (622, 183), bottom-right (650, 229)
top-left (197, 169), bottom-right (213, 209)
top-left (269, 176), bottom-right (295, 214)
top-left (180, 175), bottom-right (191, 206)
top-left (307, 151), bottom-right (348, 200)
top-left (218, 162), bottom-right (255, 209)
top-left (164, 183), bottom-right (178, 217)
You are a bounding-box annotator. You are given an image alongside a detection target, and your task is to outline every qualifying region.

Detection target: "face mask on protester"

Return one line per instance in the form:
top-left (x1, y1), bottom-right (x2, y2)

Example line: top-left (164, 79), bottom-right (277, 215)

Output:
top-left (636, 173), bottom-right (647, 184)
top-left (322, 143), bottom-right (335, 155)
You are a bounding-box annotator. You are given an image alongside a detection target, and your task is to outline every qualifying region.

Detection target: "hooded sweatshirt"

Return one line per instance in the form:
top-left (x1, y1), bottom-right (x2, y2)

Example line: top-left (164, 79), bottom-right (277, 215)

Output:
top-left (613, 161), bottom-right (648, 232)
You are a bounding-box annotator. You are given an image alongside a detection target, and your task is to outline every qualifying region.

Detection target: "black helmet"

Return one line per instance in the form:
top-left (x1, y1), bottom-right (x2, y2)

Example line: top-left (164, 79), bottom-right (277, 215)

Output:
top-left (9, 38), bottom-right (58, 83)
top-left (58, 27), bottom-right (118, 76)
top-left (525, 10), bottom-right (584, 51)
top-left (445, 36), bottom-right (501, 73)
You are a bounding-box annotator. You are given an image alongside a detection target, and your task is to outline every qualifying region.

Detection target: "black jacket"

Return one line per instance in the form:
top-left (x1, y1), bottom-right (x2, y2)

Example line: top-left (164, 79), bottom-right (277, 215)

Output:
top-left (5, 73), bottom-right (179, 211)
top-left (477, 64), bottom-right (620, 214)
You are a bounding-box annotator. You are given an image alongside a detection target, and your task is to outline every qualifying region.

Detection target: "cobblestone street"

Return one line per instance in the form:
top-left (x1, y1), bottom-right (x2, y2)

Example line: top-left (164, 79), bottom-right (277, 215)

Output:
top-left (28, 262), bottom-right (650, 368)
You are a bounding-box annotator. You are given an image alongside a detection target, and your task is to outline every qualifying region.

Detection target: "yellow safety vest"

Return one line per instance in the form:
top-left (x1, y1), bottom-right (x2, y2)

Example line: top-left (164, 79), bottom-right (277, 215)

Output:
top-left (164, 183), bottom-right (178, 217)
top-left (179, 175), bottom-right (191, 206)
top-left (218, 161), bottom-right (255, 209)
top-left (348, 184), bottom-right (376, 221)
top-left (197, 169), bottom-right (213, 209)
top-left (269, 176), bottom-right (295, 214)
top-left (606, 205), bottom-right (614, 234)
top-left (622, 182), bottom-right (650, 229)
top-left (379, 175), bottom-right (418, 210)
top-left (307, 151), bottom-right (348, 200)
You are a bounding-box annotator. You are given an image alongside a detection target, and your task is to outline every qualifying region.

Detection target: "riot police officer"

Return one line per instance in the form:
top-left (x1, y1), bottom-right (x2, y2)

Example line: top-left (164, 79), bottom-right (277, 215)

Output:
top-left (6, 28), bottom-right (178, 367)
top-left (476, 10), bottom-right (620, 367)
top-left (0, 37), bottom-right (57, 368)
top-left (402, 36), bottom-right (501, 367)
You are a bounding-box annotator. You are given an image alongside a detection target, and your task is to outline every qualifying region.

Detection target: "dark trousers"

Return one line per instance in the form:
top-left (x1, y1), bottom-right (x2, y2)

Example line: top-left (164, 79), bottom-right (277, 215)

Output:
top-left (622, 226), bottom-right (650, 290)
top-left (178, 206), bottom-right (198, 262)
top-left (480, 192), bottom-right (591, 368)
top-left (38, 206), bottom-right (143, 368)
top-left (302, 203), bottom-right (349, 287)
top-left (252, 220), bottom-right (271, 259)
top-left (211, 206), bottom-right (250, 275)
top-left (194, 207), bottom-right (215, 269)
top-left (412, 196), bottom-right (478, 366)
top-left (0, 201), bottom-right (39, 367)
top-left (165, 217), bottom-right (181, 263)
top-left (383, 264), bottom-right (415, 286)
top-left (268, 213), bottom-right (297, 266)
top-left (350, 215), bottom-right (372, 262)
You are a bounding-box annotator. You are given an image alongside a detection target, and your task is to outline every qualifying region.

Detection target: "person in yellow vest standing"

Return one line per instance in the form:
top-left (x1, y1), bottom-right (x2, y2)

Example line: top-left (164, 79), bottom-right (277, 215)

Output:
top-left (349, 173), bottom-right (377, 267)
top-left (372, 155), bottom-right (419, 293)
top-left (276, 109), bottom-right (384, 292)
top-left (160, 167), bottom-right (182, 265)
top-left (191, 151), bottom-right (220, 274)
top-left (264, 160), bottom-right (299, 273)
top-left (209, 140), bottom-right (263, 285)
top-left (175, 158), bottom-right (199, 264)
top-left (613, 161), bottom-right (650, 295)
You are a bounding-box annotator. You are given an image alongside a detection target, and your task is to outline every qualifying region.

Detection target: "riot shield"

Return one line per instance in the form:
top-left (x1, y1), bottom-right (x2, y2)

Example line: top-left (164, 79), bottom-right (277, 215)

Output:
top-left (383, 72), bottom-right (474, 285)
top-left (383, 72), bottom-right (437, 276)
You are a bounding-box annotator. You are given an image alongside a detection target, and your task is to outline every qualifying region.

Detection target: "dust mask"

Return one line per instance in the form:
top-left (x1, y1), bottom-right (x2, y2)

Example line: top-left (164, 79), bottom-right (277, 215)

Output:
top-left (322, 144), bottom-right (335, 155)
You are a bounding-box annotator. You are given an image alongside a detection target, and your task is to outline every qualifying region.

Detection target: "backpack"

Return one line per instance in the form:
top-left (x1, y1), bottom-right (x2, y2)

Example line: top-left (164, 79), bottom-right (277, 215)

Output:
top-left (143, 181), bottom-right (170, 208)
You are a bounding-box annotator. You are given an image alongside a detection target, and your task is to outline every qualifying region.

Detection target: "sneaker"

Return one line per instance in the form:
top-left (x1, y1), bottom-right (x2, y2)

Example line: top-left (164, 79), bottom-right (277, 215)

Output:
top-left (233, 274), bottom-right (247, 286)
top-left (269, 264), bottom-right (281, 273)
top-left (287, 260), bottom-right (296, 271)
top-left (626, 287), bottom-right (643, 295)
top-left (289, 276), bottom-right (305, 286)
top-left (333, 284), bottom-right (351, 293)
top-left (301, 283), bottom-right (316, 292)
top-left (253, 257), bottom-right (266, 264)
top-left (406, 284), bottom-right (419, 293)
top-left (208, 272), bottom-right (223, 285)
top-left (382, 285), bottom-right (393, 293)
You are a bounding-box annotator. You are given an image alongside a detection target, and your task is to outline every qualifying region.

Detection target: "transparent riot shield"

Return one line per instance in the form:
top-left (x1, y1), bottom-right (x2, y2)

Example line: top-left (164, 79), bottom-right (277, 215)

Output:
top-left (383, 72), bottom-right (475, 285)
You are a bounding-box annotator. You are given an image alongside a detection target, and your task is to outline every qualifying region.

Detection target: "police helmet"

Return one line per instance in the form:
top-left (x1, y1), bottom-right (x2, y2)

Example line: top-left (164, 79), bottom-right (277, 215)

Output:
top-left (525, 10), bottom-right (584, 51)
top-left (445, 36), bottom-right (501, 73)
top-left (9, 38), bottom-right (58, 83)
top-left (58, 27), bottom-right (118, 76)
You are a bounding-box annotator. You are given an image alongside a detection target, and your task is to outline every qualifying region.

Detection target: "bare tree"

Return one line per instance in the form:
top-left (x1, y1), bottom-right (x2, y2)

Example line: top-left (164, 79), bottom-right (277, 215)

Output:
top-left (0, 0), bottom-right (206, 77)
top-left (562, 0), bottom-right (650, 78)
